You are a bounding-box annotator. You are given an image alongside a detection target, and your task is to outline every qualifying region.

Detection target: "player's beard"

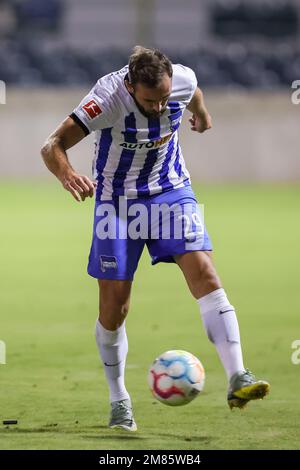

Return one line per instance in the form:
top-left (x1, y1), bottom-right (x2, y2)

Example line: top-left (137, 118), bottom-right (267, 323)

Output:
top-left (131, 93), bottom-right (167, 118)
top-left (145, 108), bottom-right (167, 118)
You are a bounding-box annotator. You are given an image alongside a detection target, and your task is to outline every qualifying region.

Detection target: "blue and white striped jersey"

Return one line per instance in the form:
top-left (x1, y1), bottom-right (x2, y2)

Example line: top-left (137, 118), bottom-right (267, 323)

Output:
top-left (72, 64), bottom-right (197, 200)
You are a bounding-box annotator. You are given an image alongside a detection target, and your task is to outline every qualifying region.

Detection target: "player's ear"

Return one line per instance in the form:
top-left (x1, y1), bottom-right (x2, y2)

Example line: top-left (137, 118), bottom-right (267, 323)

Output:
top-left (125, 79), bottom-right (134, 94)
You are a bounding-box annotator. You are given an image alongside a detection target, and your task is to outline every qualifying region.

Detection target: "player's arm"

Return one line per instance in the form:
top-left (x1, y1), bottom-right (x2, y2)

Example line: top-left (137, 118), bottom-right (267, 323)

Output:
top-left (41, 116), bottom-right (96, 202)
top-left (187, 87), bottom-right (212, 133)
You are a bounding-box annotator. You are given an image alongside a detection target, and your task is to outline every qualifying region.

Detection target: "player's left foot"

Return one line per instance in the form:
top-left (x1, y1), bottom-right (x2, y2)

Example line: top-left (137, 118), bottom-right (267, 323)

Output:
top-left (227, 369), bottom-right (270, 410)
top-left (109, 399), bottom-right (137, 431)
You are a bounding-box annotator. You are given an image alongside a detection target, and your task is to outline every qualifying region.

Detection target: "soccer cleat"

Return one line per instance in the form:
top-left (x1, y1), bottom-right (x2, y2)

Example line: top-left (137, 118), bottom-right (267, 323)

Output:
top-left (109, 399), bottom-right (137, 431)
top-left (227, 369), bottom-right (270, 410)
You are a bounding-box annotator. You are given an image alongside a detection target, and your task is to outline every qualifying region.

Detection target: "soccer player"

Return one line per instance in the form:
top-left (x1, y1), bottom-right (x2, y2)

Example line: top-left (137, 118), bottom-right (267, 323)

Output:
top-left (41, 46), bottom-right (270, 432)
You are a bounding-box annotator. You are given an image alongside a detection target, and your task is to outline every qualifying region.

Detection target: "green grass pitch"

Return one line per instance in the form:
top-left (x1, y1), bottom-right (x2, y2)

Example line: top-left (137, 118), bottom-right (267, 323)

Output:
top-left (0, 182), bottom-right (299, 450)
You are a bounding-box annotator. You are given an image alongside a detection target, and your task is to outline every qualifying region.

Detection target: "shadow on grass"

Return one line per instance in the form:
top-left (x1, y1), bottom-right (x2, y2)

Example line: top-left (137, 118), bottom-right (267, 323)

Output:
top-left (154, 432), bottom-right (213, 443)
top-left (81, 434), bottom-right (145, 440)
top-left (0, 426), bottom-right (145, 441)
top-left (0, 427), bottom-right (212, 444)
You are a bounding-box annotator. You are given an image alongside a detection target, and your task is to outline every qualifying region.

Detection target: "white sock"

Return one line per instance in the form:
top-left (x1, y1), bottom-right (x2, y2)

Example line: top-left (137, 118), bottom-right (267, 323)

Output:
top-left (197, 288), bottom-right (245, 381)
top-left (95, 319), bottom-right (130, 403)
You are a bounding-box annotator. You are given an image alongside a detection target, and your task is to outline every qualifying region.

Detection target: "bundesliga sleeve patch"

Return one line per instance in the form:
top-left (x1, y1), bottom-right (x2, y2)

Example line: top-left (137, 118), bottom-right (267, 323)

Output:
top-left (82, 99), bottom-right (102, 119)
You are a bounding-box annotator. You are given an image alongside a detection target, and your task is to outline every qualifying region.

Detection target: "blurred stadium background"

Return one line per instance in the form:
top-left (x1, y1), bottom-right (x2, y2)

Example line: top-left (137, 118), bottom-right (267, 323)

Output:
top-left (1, 0), bottom-right (300, 180)
top-left (0, 0), bottom-right (300, 451)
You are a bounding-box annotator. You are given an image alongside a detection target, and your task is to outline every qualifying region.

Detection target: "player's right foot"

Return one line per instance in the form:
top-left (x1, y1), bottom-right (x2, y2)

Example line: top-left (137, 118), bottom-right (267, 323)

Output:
top-left (227, 369), bottom-right (270, 410)
top-left (109, 399), bottom-right (137, 431)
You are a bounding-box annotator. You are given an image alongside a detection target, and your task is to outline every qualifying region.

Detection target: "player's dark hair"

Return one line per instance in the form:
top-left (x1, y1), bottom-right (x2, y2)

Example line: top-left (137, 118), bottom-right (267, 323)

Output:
top-left (128, 46), bottom-right (173, 88)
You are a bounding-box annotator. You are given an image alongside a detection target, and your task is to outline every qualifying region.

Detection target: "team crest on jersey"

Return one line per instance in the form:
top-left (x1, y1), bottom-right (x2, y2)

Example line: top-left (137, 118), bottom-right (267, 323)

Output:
top-left (82, 99), bottom-right (102, 119)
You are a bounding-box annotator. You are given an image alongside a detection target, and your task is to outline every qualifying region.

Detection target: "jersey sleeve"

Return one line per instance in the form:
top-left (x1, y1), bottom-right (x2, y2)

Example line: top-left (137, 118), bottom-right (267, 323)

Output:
top-left (172, 64), bottom-right (198, 107)
top-left (70, 76), bottom-right (119, 134)
top-left (184, 66), bottom-right (198, 103)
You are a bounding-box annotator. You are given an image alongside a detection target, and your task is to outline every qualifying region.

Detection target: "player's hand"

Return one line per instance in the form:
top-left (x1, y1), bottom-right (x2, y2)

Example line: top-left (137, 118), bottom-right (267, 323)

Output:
top-left (189, 112), bottom-right (212, 133)
top-left (60, 170), bottom-right (97, 202)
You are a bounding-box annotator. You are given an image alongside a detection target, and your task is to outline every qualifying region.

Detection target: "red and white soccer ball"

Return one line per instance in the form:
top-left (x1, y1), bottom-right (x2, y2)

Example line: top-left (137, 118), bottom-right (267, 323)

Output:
top-left (148, 350), bottom-right (205, 406)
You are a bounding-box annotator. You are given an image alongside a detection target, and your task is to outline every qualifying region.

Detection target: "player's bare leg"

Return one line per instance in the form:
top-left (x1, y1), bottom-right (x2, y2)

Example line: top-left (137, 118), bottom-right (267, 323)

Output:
top-left (174, 251), bottom-right (221, 299)
top-left (98, 279), bottom-right (132, 330)
top-left (95, 279), bottom-right (137, 431)
top-left (175, 251), bottom-right (270, 409)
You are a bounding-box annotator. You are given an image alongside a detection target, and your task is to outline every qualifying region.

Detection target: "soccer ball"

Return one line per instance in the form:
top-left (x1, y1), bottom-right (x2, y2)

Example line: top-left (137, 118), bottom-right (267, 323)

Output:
top-left (148, 350), bottom-right (205, 406)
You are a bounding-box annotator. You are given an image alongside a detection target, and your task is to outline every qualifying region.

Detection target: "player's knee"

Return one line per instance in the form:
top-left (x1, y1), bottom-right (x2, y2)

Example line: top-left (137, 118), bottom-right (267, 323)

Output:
top-left (98, 304), bottom-right (129, 330)
top-left (103, 291), bottom-right (130, 310)
top-left (119, 301), bottom-right (130, 319)
top-left (203, 274), bottom-right (221, 295)
top-left (190, 264), bottom-right (221, 299)
top-left (99, 298), bottom-right (130, 320)
top-left (100, 280), bottom-right (130, 305)
top-left (98, 280), bottom-right (131, 328)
